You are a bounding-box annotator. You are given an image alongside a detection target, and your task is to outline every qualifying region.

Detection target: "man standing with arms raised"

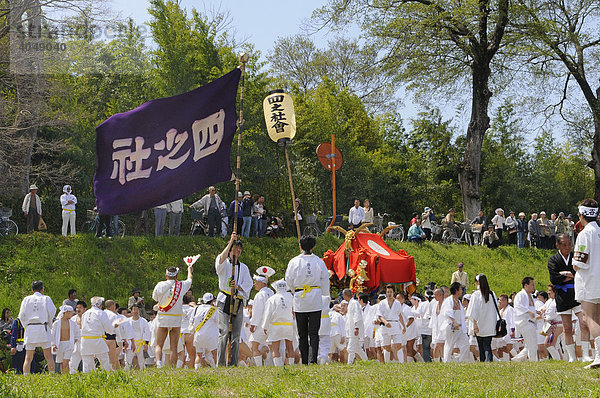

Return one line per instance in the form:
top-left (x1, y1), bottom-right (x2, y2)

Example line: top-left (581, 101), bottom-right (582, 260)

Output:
top-left (285, 235), bottom-right (330, 364)
top-left (18, 280), bottom-right (56, 374)
top-left (573, 199), bottom-right (600, 368)
top-left (152, 263), bottom-right (193, 367)
top-left (215, 233), bottom-right (252, 366)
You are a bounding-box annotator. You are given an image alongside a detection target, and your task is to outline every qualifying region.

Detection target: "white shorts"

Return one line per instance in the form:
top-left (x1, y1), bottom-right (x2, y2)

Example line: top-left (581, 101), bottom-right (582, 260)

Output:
top-left (266, 324), bottom-right (294, 343)
top-left (330, 334), bottom-right (345, 354)
top-left (249, 327), bottom-right (267, 345)
top-left (193, 333), bottom-right (218, 352)
top-left (557, 305), bottom-right (582, 315)
top-left (403, 324), bottom-right (418, 342)
top-left (382, 334), bottom-right (403, 346)
top-left (491, 337), bottom-right (507, 350)
top-left (581, 298), bottom-right (600, 304)
top-left (24, 324), bottom-right (51, 349)
top-left (374, 330), bottom-right (384, 348)
top-left (55, 341), bottom-right (74, 362)
top-left (156, 313), bottom-right (183, 328)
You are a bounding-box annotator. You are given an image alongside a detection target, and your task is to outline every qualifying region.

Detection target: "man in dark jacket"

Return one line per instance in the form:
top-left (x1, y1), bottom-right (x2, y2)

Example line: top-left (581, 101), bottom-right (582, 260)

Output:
top-left (548, 233), bottom-right (591, 362)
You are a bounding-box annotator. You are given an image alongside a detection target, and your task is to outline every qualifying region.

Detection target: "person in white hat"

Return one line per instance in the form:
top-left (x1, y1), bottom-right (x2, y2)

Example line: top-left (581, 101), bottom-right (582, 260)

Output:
top-left (191, 293), bottom-right (219, 368)
top-left (50, 305), bottom-right (79, 373)
top-left (80, 297), bottom-right (113, 372)
top-left (22, 184), bottom-right (42, 233)
top-left (18, 280), bottom-right (56, 374)
top-left (329, 303), bottom-right (346, 362)
top-left (261, 279), bottom-right (295, 366)
top-left (152, 262), bottom-right (193, 368)
top-left (60, 185), bottom-right (77, 236)
top-left (491, 208), bottom-right (505, 244)
top-left (249, 266), bottom-right (275, 366)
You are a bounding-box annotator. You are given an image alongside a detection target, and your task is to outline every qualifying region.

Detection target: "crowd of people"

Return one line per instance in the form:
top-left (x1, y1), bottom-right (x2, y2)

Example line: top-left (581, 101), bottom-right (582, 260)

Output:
top-left (6, 199), bottom-right (600, 374)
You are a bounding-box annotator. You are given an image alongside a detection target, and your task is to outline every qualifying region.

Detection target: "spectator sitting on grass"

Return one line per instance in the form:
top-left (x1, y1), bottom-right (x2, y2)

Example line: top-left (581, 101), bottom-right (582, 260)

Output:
top-left (407, 219), bottom-right (426, 243)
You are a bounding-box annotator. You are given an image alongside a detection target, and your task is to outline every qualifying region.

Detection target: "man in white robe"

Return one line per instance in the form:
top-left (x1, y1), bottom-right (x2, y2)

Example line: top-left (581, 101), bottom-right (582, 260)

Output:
top-left (18, 280), bottom-right (56, 374)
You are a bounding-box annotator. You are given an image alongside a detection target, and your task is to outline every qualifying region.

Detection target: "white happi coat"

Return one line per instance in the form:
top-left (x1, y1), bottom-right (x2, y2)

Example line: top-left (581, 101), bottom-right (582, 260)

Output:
top-left (574, 221), bottom-right (600, 301)
top-left (319, 296), bottom-right (332, 336)
top-left (51, 318), bottom-right (80, 348)
top-left (152, 278), bottom-right (193, 328)
top-left (376, 299), bottom-right (403, 337)
top-left (261, 291), bottom-right (294, 342)
top-left (18, 292), bottom-right (56, 346)
top-left (329, 310), bottom-right (346, 338)
top-left (285, 253), bottom-right (330, 313)
top-left (80, 306), bottom-right (113, 355)
top-left (127, 317), bottom-right (151, 346)
top-left (190, 304), bottom-right (219, 351)
top-left (345, 299), bottom-right (365, 339)
top-left (249, 286), bottom-right (274, 342)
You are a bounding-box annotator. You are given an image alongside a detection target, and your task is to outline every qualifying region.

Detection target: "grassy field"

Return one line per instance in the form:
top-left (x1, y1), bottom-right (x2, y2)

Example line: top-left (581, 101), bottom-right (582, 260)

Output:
top-left (0, 233), bottom-right (554, 312)
top-left (1, 361), bottom-right (599, 397)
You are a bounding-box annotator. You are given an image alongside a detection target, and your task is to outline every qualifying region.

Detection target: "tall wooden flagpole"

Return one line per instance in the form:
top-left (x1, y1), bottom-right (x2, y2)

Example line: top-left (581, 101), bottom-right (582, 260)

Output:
top-left (328, 134), bottom-right (337, 232)
top-left (230, 52), bottom-right (248, 335)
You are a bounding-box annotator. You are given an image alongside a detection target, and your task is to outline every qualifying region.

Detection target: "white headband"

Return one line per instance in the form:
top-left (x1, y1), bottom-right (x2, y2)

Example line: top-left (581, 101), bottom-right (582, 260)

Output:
top-left (253, 275), bottom-right (267, 283)
top-left (579, 205), bottom-right (598, 218)
top-left (166, 267), bottom-right (179, 277)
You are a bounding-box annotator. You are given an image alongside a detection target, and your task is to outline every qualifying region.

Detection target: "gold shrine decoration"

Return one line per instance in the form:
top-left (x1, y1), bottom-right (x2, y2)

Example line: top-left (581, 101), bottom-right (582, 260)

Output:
top-left (349, 259), bottom-right (370, 293)
top-left (263, 90), bottom-right (296, 143)
top-left (328, 223), bottom-right (372, 254)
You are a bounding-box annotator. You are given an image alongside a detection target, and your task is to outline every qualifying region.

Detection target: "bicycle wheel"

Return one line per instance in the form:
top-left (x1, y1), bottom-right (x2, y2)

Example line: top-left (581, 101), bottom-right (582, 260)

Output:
top-left (303, 225), bottom-right (319, 237)
top-left (398, 227), bottom-right (405, 242)
top-left (82, 220), bottom-right (96, 234)
top-left (0, 220), bottom-right (18, 236)
top-left (118, 220), bottom-right (126, 237)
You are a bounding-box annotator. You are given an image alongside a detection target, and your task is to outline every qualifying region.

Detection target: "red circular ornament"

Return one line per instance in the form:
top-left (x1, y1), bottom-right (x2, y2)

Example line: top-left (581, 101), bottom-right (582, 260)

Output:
top-left (262, 267), bottom-right (267, 273)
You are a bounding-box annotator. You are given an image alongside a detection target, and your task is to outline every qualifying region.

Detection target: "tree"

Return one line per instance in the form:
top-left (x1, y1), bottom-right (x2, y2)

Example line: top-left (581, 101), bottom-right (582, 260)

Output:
top-left (0, 0), bottom-right (105, 197)
top-left (314, 0), bottom-right (510, 220)
top-left (514, 0), bottom-right (600, 201)
top-left (270, 35), bottom-right (396, 110)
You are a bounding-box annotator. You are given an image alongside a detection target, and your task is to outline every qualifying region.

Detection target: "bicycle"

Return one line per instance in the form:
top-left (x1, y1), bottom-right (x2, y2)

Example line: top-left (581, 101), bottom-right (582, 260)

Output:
top-left (384, 221), bottom-right (405, 241)
top-left (441, 221), bottom-right (472, 245)
top-left (429, 221), bottom-right (442, 242)
top-left (0, 207), bottom-right (18, 236)
top-left (190, 209), bottom-right (208, 236)
top-left (303, 213), bottom-right (343, 238)
top-left (370, 213), bottom-right (391, 233)
top-left (82, 210), bottom-right (125, 237)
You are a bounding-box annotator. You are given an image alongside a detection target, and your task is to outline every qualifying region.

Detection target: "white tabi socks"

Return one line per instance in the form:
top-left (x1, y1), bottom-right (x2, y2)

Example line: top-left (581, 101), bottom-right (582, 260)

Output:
top-left (264, 352), bottom-right (274, 366)
top-left (273, 356), bottom-right (284, 367)
top-left (415, 353), bottom-right (425, 362)
top-left (253, 355), bottom-right (263, 367)
top-left (286, 358), bottom-right (294, 366)
top-left (397, 349), bottom-right (404, 363)
top-left (581, 341), bottom-right (593, 362)
top-left (565, 344), bottom-right (577, 363)
top-left (194, 363), bottom-right (201, 370)
top-left (205, 355), bottom-right (216, 368)
top-left (176, 359), bottom-right (184, 368)
top-left (584, 337), bottom-right (600, 369)
top-left (546, 346), bottom-right (561, 360)
top-left (383, 351), bottom-right (391, 363)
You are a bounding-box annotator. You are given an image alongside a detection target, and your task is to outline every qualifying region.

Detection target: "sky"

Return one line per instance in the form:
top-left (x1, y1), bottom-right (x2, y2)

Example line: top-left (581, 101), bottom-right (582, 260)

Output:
top-left (110, 0), bottom-right (335, 56)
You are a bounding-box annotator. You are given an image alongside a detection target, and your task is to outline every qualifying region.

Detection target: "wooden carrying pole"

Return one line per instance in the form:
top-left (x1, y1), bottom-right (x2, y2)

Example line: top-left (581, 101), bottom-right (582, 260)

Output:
top-left (230, 53), bottom-right (248, 334)
top-left (284, 141), bottom-right (302, 246)
top-left (328, 134), bottom-right (337, 232)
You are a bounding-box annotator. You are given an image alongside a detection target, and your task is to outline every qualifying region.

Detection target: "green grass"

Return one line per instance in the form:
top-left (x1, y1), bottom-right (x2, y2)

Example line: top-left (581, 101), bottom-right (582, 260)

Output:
top-left (0, 233), bottom-right (554, 313)
top-left (1, 361), bottom-right (599, 397)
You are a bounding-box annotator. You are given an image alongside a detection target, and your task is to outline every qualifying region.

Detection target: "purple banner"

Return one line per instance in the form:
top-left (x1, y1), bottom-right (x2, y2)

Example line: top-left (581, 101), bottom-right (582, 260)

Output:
top-left (94, 68), bottom-right (241, 215)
